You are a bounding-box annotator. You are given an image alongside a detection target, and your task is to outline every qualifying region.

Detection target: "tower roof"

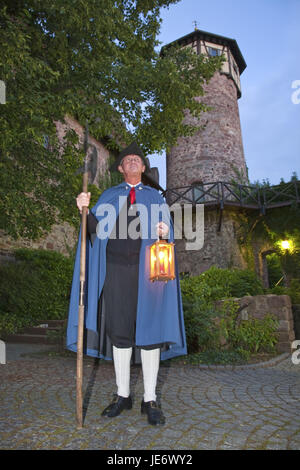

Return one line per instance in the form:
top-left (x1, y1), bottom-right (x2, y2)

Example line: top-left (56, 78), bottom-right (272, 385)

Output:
top-left (161, 29), bottom-right (247, 75)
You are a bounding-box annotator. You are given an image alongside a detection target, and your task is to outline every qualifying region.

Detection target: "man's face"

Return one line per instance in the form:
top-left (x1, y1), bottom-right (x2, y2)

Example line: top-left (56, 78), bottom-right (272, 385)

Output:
top-left (118, 154), bottom-right (145, 179)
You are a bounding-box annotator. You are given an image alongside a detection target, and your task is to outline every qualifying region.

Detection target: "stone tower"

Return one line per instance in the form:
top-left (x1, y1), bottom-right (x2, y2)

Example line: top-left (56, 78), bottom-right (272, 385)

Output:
top-left (163, 30), bottom-right (250, 275)
top-left (165, 29), bottom-right (248, 187)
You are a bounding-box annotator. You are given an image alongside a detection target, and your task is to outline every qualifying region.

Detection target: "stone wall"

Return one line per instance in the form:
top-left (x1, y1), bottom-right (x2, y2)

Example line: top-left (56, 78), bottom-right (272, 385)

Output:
top-left (0, 221), bottom-right (78, 259)
top-left (174, 206), bottom-right (248, 275)
top-left (215, 294), bottom-right (295, 353)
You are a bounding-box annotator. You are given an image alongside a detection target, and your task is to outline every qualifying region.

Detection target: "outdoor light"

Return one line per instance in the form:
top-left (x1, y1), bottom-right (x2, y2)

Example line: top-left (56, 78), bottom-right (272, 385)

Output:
top-left (149, 239), bottom-right (175, 282)
top-left (281, 240), bottom-right (291, 250)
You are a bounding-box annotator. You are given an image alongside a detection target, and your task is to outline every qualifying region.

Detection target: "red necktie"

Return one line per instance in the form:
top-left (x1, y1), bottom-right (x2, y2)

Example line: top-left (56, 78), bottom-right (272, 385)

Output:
top-left (129, 186), bottom-right (136, 205)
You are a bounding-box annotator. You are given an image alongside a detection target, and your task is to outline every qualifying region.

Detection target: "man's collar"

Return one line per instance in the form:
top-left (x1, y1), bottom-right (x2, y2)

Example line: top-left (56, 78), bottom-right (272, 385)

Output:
top-left (126, 181), bottom-right (141, 187)
top-left (118, 181), bottom-right (151, 191)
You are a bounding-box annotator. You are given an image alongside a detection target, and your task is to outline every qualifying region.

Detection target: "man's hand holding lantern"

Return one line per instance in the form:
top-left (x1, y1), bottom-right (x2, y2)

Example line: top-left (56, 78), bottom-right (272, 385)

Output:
top-left (156, 221), bottom-right (169, 238)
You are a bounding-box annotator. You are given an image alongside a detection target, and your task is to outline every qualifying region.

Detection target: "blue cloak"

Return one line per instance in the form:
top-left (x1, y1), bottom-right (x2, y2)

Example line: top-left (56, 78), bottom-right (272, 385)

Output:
top-left (66, 181), bottom-right (187, 361)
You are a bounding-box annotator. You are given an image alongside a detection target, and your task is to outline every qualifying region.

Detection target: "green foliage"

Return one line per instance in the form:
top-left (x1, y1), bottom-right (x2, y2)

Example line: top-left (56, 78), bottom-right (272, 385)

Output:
top-left (266, 253), bottom-right (283, 287)
top-left (0, 123), bottom-right (84, 239)
top-left (235, 315), bottom-right (278, 354)
top-left (234, 175), bottom-right (300, 287)
top-left (180, 267), bottom-right (278, 358)
top-left (219, 300), bottom-right (279, 359)
top-left (286, 278), bottom-right (300, 303)
top-left (182, 298), bottom-right (223, 353)
top-left (0, 0), bottom-right (222, 240)
top-left (180, 265), bottom-right (264, 304)
top-left (0, 248), bottom-right (73, 337)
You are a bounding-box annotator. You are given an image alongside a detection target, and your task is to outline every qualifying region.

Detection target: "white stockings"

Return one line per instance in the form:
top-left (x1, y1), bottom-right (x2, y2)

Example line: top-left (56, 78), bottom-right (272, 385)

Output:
top-left (112, 345), bottom-right (132, 398)
top-left (112, 345), bottom-right (160, 402)
top-left (141, 347), bottom-right (160, 402)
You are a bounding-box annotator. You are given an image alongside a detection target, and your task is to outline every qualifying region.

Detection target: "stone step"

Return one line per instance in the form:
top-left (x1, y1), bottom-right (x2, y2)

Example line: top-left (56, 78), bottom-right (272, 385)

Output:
top-left (4, 333), bottom-right (56, 344)
top-left (4, 319), bottom-right (66, 345)
top-left (37, 320), bottom-right (66, 328)
top-left (20, 326), bottom-right (58, 336)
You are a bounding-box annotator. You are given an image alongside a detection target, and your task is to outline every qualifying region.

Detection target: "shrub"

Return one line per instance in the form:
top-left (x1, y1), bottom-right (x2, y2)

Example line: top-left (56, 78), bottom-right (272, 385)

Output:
top-left (180, 266), bottom-right (277, 357)
top-left (288, 279), bottom-right (300, 303)
top-left (182, 298), bottom-right (223, 353)
top-left (226, 268), bottom-right (265, 297)
top-left (219, 300), bottom-right (279, 359)
top-left (0, 248), bottom-right (74, 337)
top-left (180, 265), bottom-right (264, 306)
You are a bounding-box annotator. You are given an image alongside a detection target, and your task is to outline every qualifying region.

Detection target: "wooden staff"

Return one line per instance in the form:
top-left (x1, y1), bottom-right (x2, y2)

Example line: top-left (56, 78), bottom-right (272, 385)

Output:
top-left (76, 121), bottom-right (89, 429)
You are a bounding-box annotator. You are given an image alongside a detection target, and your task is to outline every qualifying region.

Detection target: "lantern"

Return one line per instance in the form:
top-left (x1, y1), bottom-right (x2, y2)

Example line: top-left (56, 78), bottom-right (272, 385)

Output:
top-left (149, 239), bottom-right (175, 282)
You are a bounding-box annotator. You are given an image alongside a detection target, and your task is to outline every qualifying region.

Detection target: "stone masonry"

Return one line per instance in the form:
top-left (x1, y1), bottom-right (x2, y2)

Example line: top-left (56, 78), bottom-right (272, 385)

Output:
top-left (174, 206), bottom-right (248, 276)
top-left (167, 71), bottom-right (249, 188)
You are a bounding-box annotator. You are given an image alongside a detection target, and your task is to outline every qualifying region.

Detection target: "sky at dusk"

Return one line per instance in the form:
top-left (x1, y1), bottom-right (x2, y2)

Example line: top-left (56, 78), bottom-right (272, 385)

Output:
top-left (148, 0), bottom-right (300, 189)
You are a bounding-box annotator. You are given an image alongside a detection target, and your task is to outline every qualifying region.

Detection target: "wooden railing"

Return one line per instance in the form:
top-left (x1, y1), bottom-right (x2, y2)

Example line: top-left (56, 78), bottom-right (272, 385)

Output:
top-left (162, 180), bottom-right (300, 214)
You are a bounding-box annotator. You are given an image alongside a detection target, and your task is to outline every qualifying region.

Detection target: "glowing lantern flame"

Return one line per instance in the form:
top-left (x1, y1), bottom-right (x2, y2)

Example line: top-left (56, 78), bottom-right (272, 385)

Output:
top-left (150, 239), bottom-right (175, 282)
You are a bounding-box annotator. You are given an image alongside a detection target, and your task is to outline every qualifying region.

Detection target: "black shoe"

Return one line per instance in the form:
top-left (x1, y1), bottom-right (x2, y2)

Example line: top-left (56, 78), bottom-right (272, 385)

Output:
top-left (141, 400), bottom-right (166, 426)
top-left (101, 394), bottom-right (132, 418)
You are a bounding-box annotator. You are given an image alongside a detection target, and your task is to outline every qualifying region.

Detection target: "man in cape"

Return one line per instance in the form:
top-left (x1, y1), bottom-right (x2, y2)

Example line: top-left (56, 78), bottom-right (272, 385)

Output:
top-left (66, 142), bottom-right (187, 426)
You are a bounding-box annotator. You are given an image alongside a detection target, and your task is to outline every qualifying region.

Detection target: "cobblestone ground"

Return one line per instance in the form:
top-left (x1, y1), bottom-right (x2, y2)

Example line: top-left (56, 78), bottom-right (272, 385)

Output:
top-left (0, 344), bottom-right (299, 450)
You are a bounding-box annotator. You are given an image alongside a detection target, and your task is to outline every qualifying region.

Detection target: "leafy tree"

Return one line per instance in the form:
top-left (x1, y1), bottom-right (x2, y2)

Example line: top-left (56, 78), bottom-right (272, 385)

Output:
top-left (0, 0), bottom-right (223, 239)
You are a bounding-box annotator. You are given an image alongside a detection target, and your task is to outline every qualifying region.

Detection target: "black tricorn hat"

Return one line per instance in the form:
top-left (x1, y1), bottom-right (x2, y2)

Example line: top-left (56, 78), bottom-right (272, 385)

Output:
top-left (110, 141), bottom-right (150, 172)
top-left (110, 141), bottom-right (164, 192)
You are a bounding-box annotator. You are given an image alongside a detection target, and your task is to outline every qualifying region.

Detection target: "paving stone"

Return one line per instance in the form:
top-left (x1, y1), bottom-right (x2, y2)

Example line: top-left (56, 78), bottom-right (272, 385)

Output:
top-left (0, 345), bottom-right (299, 450)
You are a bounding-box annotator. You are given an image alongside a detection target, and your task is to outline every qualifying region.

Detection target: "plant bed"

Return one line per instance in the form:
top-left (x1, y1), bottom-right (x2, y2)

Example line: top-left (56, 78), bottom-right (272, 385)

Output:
top-left (162, 350), bottom-right (279, 367)
top-left (22, 345), bottom-right (280, 368)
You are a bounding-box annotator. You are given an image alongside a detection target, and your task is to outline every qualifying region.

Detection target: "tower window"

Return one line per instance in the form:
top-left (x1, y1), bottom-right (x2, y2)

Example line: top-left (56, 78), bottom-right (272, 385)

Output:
top-left (233, 62), bottom-right (239, 75)
top-left (207, 47), bottom-right (222, 57)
